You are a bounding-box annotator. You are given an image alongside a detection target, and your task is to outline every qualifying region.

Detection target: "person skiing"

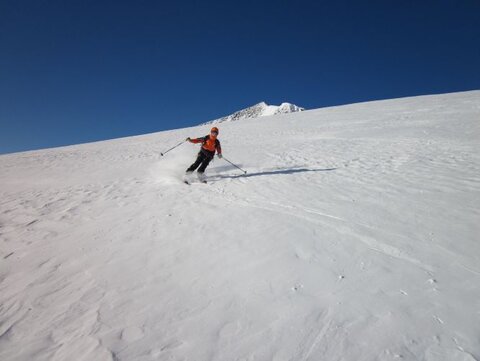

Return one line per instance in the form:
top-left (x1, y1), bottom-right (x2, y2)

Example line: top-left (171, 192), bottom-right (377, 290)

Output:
top-left (185, 127), bottom-right (222, 181)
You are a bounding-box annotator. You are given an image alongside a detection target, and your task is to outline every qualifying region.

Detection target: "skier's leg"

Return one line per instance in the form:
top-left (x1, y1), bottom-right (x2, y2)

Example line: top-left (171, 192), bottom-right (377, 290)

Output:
top-left (197, 159), bottom-right (210, 182)
top-left (197, 156), bottom-right (212, 173)
top-left (186, 153), bottom-right (205, 172)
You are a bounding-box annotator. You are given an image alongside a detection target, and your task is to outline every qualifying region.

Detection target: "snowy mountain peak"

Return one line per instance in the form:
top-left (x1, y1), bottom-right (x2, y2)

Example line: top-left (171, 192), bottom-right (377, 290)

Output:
top-left (276, 102), bottom-right (305, 114)
top-left (204, 101), bottom-right (305, 124)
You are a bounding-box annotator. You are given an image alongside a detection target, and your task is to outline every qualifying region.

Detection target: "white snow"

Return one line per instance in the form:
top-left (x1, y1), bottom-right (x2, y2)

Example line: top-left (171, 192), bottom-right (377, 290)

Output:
top-left (1, 90), bottom-right (480, 361)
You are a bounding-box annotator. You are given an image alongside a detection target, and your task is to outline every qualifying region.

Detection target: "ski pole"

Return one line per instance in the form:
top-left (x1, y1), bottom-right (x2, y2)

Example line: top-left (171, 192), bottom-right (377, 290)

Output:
top-left (222, 156), bottom-right (247, 174)
top-left (160, 140), bottom-right (186, 156)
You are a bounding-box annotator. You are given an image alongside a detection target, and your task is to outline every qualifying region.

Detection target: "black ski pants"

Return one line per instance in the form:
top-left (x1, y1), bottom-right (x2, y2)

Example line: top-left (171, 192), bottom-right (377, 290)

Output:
top-left (186, 150), bottom-right (213, 173)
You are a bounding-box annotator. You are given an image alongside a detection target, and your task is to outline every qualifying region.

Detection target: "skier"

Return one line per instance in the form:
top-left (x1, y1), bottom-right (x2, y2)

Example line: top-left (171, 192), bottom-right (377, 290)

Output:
top-left (185, 127), bottom-right (222, 182)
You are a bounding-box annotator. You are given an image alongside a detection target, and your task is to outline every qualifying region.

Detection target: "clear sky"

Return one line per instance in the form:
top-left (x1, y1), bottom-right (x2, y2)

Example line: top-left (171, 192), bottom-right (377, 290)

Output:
top-left (1, 0), bottom-right (479, 154)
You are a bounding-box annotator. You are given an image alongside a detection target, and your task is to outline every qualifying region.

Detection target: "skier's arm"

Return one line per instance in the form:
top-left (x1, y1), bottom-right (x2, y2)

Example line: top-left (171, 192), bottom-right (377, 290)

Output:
top-left (216, 140), bottom-right (222, 157)
top-left (188, 136), bottom-right (206, 144)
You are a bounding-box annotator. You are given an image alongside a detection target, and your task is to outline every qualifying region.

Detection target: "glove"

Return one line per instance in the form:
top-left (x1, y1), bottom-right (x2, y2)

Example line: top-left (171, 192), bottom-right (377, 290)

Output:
top-left (186, 137), bottom-right (191, 142)
top-left (217, 154), bottom-right (223, 159)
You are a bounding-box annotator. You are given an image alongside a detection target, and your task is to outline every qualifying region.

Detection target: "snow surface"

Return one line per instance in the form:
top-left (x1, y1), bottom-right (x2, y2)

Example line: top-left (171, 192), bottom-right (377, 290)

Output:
top-left (1, 91), bottom-right (480, 361)
top-left (205, 101), bottom-right (304, 124)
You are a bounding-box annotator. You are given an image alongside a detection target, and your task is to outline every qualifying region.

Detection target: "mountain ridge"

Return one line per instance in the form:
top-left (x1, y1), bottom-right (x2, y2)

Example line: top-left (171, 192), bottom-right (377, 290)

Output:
top-left (203, 101), bottom-right (305, 125)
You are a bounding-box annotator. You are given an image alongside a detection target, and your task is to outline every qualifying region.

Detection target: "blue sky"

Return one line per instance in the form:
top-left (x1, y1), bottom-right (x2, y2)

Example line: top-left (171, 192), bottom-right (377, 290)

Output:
top-left (1, 0), bottom-right (479, 154)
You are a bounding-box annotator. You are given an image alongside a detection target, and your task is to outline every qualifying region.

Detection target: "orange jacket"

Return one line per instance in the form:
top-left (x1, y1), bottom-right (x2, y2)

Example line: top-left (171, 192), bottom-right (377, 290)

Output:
top-left (190, 135), bottom-right (222, 155)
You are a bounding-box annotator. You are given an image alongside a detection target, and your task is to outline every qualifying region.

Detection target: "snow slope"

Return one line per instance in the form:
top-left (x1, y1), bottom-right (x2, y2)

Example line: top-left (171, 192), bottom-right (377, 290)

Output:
top-left (204, 101), bottom-right (304, 124)
top-left (1, 91), bottom-right (480, 361)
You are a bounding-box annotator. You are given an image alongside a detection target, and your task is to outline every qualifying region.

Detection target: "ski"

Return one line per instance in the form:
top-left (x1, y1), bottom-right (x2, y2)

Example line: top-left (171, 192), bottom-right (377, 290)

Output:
top-left (183, 178), bottom-right (207, 185)
top-left (184, 180), bottom-right (207, 185)
top-left (183, 172), bottom-right (207, 185)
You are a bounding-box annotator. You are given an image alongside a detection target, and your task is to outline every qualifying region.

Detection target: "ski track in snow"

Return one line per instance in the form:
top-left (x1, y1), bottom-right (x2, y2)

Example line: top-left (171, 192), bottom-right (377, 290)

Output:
top-left (1, 91), bottom-right (480, 360)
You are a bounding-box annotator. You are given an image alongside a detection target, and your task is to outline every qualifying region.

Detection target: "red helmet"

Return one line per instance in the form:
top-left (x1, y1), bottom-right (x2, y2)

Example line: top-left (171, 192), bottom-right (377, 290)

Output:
top-left (211, 127), bottom-right (219, 134)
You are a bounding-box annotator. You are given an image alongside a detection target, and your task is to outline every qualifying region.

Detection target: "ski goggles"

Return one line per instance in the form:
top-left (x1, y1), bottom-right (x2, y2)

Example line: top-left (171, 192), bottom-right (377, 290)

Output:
top-left (210, 131), bottom-right (218, 135)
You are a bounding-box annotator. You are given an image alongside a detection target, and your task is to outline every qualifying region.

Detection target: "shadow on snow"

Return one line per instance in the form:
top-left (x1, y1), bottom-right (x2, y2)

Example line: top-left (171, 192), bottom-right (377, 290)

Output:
top-left (212, 167), bottom-right (337, 180)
